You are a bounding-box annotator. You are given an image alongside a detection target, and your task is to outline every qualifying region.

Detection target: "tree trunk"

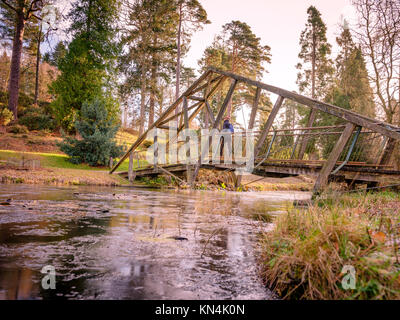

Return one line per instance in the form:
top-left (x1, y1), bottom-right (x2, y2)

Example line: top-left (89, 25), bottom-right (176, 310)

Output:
top-left (123, 103), bottom-right (128, 128)
top-left (149, 67), bottom-right (156, 126)
top-left (226, 43), bottom-right (237, 118)
top-left (311, 31), bottom-right (316, 99)
top-left (297, 30), bottom-right (317, 159)
top-left (34, 25), bottom-right (42, 105)
top-left (8, 8), bottom-right (26, 120)
top-left (139, 64), bottom-right (146, 135)
top-left (204, 109), bottom-right (209, 128)
top-left (149, 35), bottom-right (157, 127)
top-left (175, 2), bottom-right (183, 124)
top-left (175, 3), bottom-right (182, 102)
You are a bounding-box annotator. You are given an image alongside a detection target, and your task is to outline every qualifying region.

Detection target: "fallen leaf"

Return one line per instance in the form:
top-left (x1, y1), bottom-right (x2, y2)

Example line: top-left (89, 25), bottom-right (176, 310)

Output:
top-left (372, 231), bottom-right (386, 244)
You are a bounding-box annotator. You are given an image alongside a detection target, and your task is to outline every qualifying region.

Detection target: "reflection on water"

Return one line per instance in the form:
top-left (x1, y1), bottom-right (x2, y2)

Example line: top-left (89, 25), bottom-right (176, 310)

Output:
top-left (0, 184), bottom-right (310, 300)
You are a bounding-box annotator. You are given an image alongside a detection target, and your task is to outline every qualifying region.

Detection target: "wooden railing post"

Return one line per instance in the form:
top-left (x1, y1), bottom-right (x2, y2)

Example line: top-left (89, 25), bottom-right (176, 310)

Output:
top-left (313, 122), bottom-right (356, 193)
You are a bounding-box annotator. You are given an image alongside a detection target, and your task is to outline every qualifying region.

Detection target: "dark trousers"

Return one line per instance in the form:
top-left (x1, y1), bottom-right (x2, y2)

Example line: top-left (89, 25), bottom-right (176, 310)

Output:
top-left (220, 132), bottom-right (232, 157)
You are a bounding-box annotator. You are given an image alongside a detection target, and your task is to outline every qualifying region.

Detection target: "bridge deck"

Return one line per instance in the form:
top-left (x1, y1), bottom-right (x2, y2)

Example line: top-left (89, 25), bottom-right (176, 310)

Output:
top-left (117, 160), bottom-right (400, 186)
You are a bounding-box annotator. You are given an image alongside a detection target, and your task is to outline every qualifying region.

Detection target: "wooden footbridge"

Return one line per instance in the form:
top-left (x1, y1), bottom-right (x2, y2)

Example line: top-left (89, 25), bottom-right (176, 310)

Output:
top-left (110, 67), bottom-right (400, 193)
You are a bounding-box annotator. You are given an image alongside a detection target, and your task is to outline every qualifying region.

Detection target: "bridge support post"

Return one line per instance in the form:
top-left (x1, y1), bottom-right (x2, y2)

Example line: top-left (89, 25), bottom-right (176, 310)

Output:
top-left (153, 129), bottom-right (158, 173)
top-left (235, 88), bottom-right (262, 189)
top-left (379, 138), bottom-right (397, 166)
top-left (183, 97), bottom-right (192, 185)
top-left (128, 151), bottom-right (134, 182)
top-left (313, 122), bottom-right (356, 193)
top-left (254, 95), bottom-right (284, 158)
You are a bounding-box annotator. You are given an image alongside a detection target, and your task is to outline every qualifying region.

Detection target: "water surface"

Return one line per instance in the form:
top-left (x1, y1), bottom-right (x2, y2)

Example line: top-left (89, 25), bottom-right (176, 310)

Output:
top-left (0, 184), bottom-right (310, 300)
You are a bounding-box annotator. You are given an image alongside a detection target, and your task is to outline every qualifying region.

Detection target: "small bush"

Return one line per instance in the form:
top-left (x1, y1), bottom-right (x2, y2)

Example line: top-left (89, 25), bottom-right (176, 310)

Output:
top-left (0, 107), bottom-right (13, 126)
top-left (58, 99), bottom-right (124, 166)
top-left (0, 91), bottom-right (7, 104)
top-left (8, 124), bottom-right (29, 134)
top-left (17, 92), bottom-right (34, 108)
top-left (19, 112), bottom-right (56, 131)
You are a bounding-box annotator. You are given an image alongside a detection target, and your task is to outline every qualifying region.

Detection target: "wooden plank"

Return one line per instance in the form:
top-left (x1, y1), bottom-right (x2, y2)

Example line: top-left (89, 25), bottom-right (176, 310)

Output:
top-left (207, 67), bottom-right (400, 141)
top-left (203, 76), bottom-right (213, 127)
top-left (110, 69), bottom-right (212, 174)
top-left (189, 75), bottom-right (223, 95)
top-left (156, 165), bottom-right (186, 185)
top-left (168, 75), bottom-right (227, 152)
top-left (177, 102), bottom-right (205, 133)
top-left (205, 101), bottom-right (215, 126)
top-left (157, 125), bottom-right (179, 130)
top-left (188, 96), bottom-right (205, 101)
top-left (313, 123), bottom-right (356, 193)
top-left (254, 95), bottom-right (284, 157)
top-left (158, 102), bottom-right (201, 126)
top-left (249, 87), bottom-right (261, 129)
top-left (213, 79), bottom-right (238, 129)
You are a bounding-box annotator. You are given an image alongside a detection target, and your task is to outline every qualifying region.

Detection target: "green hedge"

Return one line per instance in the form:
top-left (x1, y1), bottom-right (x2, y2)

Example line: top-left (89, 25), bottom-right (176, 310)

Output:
top-left (19, 112), bottom-right (56, 131)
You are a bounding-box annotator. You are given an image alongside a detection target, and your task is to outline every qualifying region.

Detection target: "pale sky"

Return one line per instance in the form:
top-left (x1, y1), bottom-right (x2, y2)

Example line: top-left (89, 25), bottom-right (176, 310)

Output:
top-left (184, 0), bottom-right (357, 92)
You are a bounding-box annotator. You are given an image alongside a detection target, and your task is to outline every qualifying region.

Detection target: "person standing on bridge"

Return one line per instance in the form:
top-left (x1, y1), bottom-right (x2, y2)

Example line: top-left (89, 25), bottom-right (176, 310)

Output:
top-left (220, 117), bottom-right (234, 158)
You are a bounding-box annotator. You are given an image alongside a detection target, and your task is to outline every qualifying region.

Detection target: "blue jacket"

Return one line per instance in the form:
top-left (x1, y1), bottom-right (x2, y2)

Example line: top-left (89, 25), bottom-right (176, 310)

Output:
top-left (222, 120), bottom-right (234, 133)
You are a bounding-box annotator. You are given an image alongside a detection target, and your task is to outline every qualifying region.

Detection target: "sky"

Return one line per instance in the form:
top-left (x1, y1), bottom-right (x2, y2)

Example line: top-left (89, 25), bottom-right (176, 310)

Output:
top-left (184, 0), bottom-right (357, 92)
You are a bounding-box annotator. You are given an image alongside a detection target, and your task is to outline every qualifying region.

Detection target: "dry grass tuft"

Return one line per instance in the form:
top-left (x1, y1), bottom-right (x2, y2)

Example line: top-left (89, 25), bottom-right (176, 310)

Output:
top-left (259, 192), bottom-right (400, 300)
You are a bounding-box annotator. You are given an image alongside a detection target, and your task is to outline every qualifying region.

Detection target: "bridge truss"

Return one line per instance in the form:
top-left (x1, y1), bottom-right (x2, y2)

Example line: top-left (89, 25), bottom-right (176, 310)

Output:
top-left (110, 67), bottom-right (400, 193)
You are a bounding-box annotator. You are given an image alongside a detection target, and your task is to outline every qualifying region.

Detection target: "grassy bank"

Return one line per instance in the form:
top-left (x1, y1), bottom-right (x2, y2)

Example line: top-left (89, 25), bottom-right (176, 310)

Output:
top-left (259, 191), bottom-right (400, 300)
top-left (0, 149), bottom-right (146, 186)
top-left (0, 149), bottom-right (148, 172)
top-left (0, 166), bottom-right (130, 186)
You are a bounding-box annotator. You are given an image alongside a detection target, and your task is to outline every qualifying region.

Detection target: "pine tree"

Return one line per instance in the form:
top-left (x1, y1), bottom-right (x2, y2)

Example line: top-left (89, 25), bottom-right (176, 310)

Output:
top-left (199, 20), bottom-right (271, 121)
top-left (0, 0), bottom-right (52, 119)
top-left (43, 41), bottom-right (66, 68)
top-left (174, 0), bottom-right (209, 101)
top-left (58, 99), bottom-right (124, 166)
top-left (0, 50), bottom-right (10, 91)
top-left (296, 6), bottom-right (333, 159)
top-left (319, 24), bottom-right (376, 161)
top-left (50, 0), bottom-right (120, 132)
top-left (120, 0), bottom-right (178, 134)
